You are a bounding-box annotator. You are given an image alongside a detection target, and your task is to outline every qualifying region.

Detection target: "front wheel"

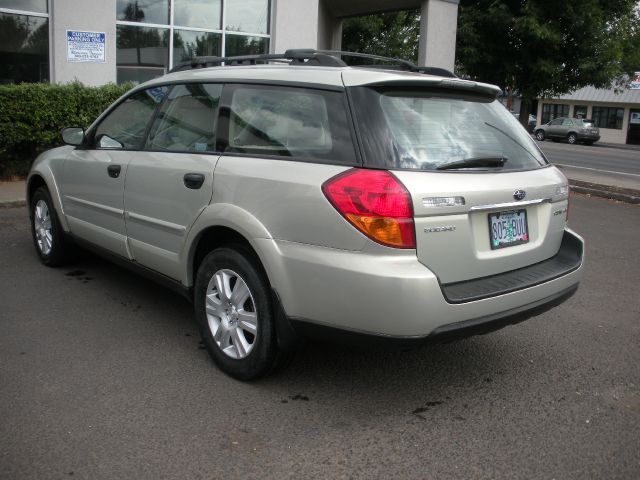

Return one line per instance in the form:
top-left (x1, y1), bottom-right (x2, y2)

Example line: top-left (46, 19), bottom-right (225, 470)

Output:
top-left (567, 133), bottom-right (578, 144)
top-left (535, 130), bottom-right (546, 141)
top-left (194, 246), bottom-right (280, 380)
top-left (30, 187), bottom-right (70, 266)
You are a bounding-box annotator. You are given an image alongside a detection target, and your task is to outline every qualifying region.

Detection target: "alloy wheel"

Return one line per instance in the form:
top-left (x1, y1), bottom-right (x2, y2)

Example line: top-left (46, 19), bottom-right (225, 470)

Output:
top-left (33, 200), bottom-right (53, 255)
top-left (205, 269), bottom-right (258, 359)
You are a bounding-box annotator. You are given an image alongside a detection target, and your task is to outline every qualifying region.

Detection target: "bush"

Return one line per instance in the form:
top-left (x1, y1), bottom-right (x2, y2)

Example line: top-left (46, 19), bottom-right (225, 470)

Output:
top-left (0, 82), bottom-right (134, 178)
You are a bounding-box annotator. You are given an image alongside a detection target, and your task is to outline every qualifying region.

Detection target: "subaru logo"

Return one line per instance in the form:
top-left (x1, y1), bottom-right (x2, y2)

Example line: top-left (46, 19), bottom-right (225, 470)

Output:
top-left (513, 189), bottom-right (526, 201)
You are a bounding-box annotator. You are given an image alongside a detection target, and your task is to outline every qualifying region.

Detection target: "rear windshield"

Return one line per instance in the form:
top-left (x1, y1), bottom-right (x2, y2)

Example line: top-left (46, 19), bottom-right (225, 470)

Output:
top-left (579, 119), bottom-right (595, 127)
top-left (350, 87), bottom-right (548, 171)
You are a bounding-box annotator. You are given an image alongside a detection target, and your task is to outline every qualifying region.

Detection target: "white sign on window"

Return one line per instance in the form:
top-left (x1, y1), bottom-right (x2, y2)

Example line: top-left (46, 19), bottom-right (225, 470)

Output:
top-left (67, 30), bottom-right (106, 63)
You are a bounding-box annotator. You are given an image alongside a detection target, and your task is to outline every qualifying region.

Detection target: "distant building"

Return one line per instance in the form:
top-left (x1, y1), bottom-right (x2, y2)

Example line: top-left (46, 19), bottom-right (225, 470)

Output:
top-left (0, 0), bottom-right (459, 86)
top-left (537, 79), bottom-right (640, 145)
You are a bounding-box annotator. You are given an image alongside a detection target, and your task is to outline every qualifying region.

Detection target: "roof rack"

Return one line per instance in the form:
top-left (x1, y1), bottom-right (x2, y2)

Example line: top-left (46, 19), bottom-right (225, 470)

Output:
top-left (168, 48), bottom-right (456, 78)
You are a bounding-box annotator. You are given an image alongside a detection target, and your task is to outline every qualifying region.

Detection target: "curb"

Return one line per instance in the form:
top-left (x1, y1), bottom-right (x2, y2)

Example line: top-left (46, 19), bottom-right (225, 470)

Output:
top-left (569, 180), bottom-right (640, 204)
top-left (0, 200), bottom-right (26, 209)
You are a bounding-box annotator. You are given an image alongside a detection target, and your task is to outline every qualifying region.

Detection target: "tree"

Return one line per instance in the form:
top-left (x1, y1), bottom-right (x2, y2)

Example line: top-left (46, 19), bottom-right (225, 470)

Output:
top-left (456, 0), bottom-right (638, 125)
top-left (342, 10), bottom-right (420, 64)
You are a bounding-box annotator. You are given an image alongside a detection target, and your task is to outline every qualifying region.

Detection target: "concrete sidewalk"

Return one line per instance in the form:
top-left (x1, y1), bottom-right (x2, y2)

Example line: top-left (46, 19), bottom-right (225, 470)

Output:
top-left (2, 167), bottom-right (639, 208)
top-left (0, 181), bottom-right (27, 208)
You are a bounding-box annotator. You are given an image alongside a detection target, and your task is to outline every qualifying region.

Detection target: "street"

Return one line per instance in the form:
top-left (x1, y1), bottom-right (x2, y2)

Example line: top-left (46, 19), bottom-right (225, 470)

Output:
top-left (537, 140), bottom-right (640, 176)
top-left (1, 196), bottom-right (639, 479)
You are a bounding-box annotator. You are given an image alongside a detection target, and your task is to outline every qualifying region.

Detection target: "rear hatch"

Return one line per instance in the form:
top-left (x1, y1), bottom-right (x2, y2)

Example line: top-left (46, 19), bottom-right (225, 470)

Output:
top-left (346, 73), bottom-right (569, 284)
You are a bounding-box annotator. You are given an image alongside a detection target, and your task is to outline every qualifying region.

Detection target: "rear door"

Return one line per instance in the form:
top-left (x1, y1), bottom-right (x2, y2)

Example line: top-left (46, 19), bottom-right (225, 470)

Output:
top-left (123, 83), bottom-right (222, 280)
top-left (349, 84), bottom-right (570, 284)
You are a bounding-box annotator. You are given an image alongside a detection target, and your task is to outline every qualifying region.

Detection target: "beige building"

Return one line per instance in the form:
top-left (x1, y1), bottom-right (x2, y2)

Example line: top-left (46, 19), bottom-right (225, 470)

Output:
top-left (537, 85), bottom-right (640, 145)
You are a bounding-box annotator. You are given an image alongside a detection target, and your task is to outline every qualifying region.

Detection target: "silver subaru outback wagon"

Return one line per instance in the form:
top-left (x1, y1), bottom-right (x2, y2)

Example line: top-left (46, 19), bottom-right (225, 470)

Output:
top-left (27, 50), bottom-right (584, 380)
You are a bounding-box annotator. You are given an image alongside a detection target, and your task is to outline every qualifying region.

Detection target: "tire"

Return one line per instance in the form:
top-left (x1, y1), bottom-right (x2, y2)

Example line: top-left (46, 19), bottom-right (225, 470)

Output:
top-left (567, 133), bottom-right (578, 144)
top-left (535, 130), bottom-right (545, 141)
top-left (30, 187), bottom-right (71, 267)
top-left (194, 246), bottom-right (282, 380)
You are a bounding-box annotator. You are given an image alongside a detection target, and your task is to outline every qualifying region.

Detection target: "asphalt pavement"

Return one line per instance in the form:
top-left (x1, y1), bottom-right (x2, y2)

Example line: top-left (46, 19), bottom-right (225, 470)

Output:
top-left (1, 196), bottom-right (638, 479)
top-left (538, 140), bottom-right (640, 176)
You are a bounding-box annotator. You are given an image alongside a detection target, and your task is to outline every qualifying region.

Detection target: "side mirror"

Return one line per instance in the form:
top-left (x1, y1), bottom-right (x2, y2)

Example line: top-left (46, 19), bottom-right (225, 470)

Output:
top-left (61, 127), bottom-right (85, 146)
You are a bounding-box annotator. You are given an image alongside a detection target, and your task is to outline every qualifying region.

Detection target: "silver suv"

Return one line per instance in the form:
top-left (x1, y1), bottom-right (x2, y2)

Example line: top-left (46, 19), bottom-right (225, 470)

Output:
top-left (534, 117), bottom-right (600, 145)
top-left (27, 50), bottom-right (584, 380)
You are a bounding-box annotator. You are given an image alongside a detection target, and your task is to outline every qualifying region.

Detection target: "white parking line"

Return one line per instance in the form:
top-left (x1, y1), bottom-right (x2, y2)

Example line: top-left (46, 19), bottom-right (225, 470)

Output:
top-left (554, 163), bottom-right (640, 178)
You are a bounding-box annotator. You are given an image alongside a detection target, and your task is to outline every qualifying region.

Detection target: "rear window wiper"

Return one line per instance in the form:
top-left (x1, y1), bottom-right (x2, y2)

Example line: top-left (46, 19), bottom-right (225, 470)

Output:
top-left (436, 156), bottom-right (507, 170)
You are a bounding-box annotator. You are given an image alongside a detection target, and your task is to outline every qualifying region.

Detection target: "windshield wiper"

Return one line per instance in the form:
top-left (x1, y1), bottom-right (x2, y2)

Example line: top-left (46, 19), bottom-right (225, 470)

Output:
top-left (436, 156), bottom-right (508, 170)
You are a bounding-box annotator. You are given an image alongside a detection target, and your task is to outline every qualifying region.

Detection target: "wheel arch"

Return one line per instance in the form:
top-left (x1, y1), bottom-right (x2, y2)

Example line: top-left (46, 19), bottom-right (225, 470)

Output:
top-left (26, 170), bottom-right (69, 231)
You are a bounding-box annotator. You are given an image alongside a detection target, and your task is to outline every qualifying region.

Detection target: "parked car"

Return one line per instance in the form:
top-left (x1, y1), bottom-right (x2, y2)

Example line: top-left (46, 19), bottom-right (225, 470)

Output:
top-left (511, 112), bottom-right (537, 133)
top-left (534, 117), bottom-right (600, 145)
top-left (27, 50), bottom-right (584, 380)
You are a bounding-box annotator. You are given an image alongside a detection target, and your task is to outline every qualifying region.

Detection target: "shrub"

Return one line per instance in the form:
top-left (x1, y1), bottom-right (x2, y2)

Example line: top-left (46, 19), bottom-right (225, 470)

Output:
top-left (0, 81), bottom-right (134, 178)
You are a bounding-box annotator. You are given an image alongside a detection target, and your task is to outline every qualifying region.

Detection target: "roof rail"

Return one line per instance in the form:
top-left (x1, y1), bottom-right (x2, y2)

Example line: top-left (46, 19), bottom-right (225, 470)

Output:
top-left (168, 48), bottom-right (457, 78)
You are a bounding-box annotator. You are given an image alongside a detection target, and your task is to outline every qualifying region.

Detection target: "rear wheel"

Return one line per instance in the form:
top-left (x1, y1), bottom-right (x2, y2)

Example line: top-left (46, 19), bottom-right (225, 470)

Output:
top-left (194, 246), bottom-right (281, 380)
top-left (30, 187), bottom-right (70, 266)
top-left (567, 133), bottom-right (578, 144)
top-left (535, 130), bottom-right (545, 141)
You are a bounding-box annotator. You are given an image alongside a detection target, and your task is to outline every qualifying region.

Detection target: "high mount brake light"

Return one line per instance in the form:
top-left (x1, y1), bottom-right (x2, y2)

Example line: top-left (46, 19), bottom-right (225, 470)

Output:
top-left (322, 169), bottom-right (416, 249)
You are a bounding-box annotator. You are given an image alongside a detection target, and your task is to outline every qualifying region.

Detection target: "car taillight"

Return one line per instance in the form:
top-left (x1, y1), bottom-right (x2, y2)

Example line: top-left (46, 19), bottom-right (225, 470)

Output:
top-left (322, 168), bottom-right (416, 248)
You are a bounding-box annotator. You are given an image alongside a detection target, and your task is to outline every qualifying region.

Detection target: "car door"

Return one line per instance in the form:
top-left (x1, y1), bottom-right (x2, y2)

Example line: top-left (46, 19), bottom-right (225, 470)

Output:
top-left (546, 118), bottom-right (564, 138)
top-left (123, 83), bottom-right (222, 280)
top-left (561, 118), bottom-right (574, 136)
top-left (60, 87), bottom-right (168, 257)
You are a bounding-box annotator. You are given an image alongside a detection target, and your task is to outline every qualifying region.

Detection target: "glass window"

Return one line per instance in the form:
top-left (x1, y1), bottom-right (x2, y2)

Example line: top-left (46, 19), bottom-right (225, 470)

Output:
top-left (227, 85), bottom-right (355, 163)
top-left (350, 87), bottom-right (547, 171)
top-left (562, 119), bottom-right (573, 126)
top-left (574, 105), bottom-right (588, 119)
top-left (592, 106), bottom-right (624, 129)
top-left (0, 0), bottom-right (47, 13)
top-left (94, 87), bottom-right (168, 149)
top-left (0, 13), bottom-right (48, 83)
top-left (174, 0), bottom-right (221, 29)
top-left (541, 104), bottom-right (569, 124)
top-left (225, 35), bottom-right (268, 57)
top-left (225, 0), bottom-right (269, 34)
top-left (116, 0), bottom-right (168, 25)
top-left (147, 84), bottom-right (221, 152)
top-left (116, 25), bottom-right (169, 84)
top-left (173, 30), bottom-right (221, 65)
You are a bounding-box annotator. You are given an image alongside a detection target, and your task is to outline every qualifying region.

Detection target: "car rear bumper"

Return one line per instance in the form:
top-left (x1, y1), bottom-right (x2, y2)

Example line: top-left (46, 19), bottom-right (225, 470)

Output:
top-left (256, 229), bottom-right (584, 338)
top-left (577, 133), bottom-right (600, 141)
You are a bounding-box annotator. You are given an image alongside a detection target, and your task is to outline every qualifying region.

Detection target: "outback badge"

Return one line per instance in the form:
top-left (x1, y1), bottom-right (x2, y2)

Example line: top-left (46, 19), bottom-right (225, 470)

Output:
top-left (513, 189), bottom-right (526, 201)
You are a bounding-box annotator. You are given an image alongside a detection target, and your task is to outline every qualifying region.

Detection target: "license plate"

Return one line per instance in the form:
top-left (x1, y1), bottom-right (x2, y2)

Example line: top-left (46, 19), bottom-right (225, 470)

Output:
top-left (488, 210), bottom-right (529, 249)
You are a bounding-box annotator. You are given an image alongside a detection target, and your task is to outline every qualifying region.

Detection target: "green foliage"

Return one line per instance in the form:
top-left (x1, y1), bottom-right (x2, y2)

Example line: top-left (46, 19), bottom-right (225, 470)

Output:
top-left (342, 10), bottom-right (420, 64)
top-left (456, 0), bottom-right (638, 120)
top-left (0, 82), bottom-right (133, 178)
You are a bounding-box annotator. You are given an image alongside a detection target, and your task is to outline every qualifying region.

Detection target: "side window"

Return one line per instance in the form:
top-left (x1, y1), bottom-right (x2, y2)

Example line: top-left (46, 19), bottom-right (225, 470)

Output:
top-left (562, 119), bottom-right (573, 126)
top-left (94, 86), bottom-right (168, 149)
top-left (226, 85), bottom-right (355, 163)
top-left (550, 118), bottom-right (563, 126)
top-left (146, 83), bottom-right (222, 152)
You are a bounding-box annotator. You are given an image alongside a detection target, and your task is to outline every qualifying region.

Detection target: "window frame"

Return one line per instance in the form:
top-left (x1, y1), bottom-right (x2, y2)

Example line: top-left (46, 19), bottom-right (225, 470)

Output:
top-left (542, 103), bottom-right (569, 124)
top-left (216, 82), bottom-right (361, 167)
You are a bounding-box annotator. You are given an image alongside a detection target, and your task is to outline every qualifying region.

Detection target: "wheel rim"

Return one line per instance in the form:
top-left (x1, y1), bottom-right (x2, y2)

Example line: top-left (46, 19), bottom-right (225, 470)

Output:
top-left (205, 269), bottom-right (258, 359)
top-left (569, 134), bottom-right (576, 144)
top-left (33, 200), bottom-right (53, 255)
top-left (536, 132), bottom-right (544, 140)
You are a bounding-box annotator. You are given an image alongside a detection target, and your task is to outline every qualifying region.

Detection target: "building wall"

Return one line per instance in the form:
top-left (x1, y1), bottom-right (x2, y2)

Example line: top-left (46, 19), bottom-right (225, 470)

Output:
top-left (50, 0), bottom-right (117, 85)
top-left (536, 99), bottom-right (640, 144)
top-left (418, 0), bottom-right (458, 71)
top-left (270, 0), bottom-right (319, 53)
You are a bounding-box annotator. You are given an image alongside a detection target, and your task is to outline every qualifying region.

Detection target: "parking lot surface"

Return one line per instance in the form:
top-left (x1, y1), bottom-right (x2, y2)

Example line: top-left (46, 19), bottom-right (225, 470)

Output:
top-left (1, 195), bottom-right (638, 479)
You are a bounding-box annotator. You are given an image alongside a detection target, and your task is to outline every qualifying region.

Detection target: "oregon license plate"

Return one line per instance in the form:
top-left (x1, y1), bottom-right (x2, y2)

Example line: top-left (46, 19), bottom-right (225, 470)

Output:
top-left (488, 210), bottom-right (529, 249)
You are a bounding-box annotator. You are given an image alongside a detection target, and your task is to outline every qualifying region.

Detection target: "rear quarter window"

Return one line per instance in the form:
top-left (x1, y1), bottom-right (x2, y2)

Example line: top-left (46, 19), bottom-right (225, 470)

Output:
top-left (224, 85), bottom-right (356, 164)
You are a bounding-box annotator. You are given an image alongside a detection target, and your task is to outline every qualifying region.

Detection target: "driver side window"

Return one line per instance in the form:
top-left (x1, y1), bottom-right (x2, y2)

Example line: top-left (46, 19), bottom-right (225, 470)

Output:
top-left (94, 86), bottom-right (168, 149)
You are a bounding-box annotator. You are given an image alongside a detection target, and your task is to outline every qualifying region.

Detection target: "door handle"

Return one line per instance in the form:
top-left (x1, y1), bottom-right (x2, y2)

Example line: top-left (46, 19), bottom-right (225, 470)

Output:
top-left (183, 173), bottom-right (205, 189)
top-left (107, 164), bottom-right (121, 178)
